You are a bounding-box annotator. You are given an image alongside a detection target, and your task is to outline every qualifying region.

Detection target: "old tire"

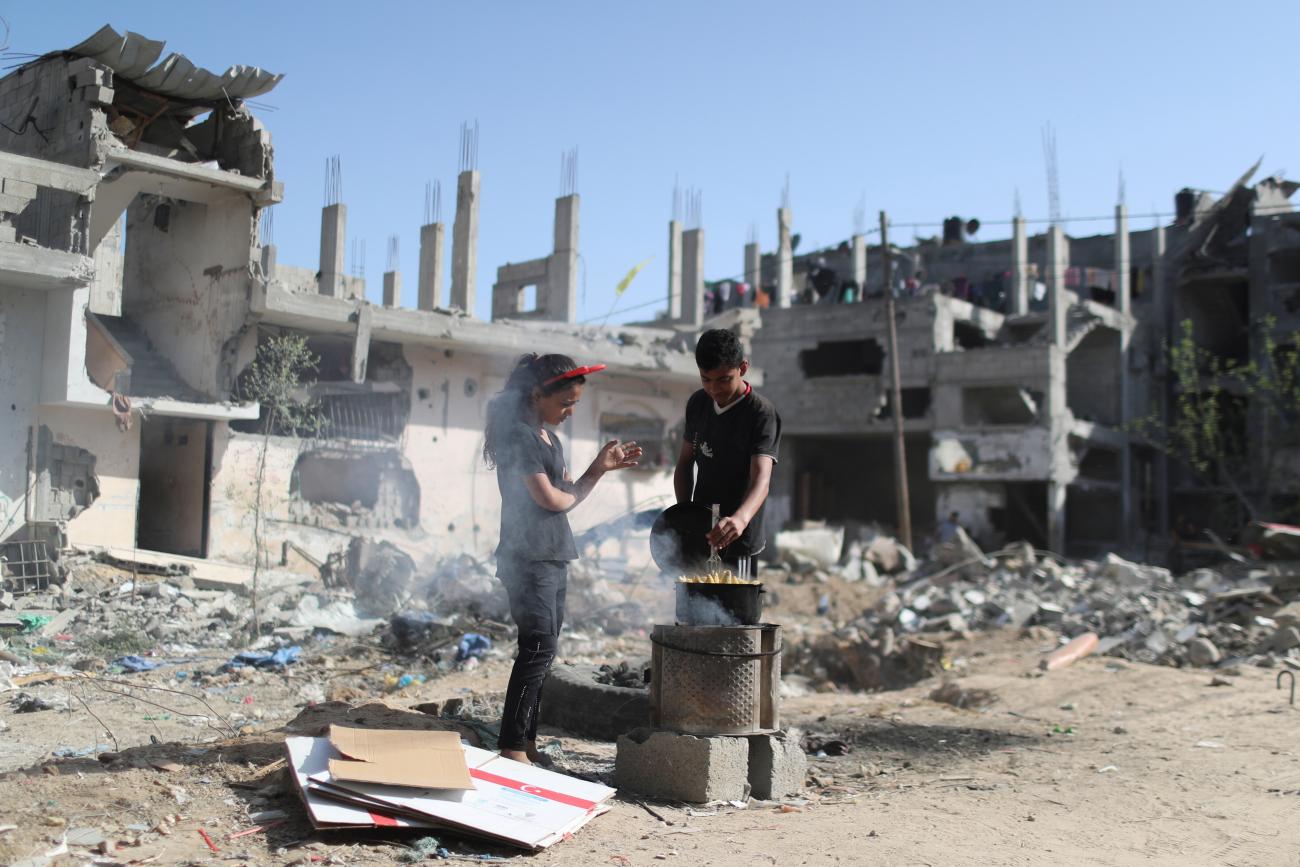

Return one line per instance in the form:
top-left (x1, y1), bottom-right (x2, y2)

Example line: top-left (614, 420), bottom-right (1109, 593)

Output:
top-left (540, 662), bottom-right (650, 741)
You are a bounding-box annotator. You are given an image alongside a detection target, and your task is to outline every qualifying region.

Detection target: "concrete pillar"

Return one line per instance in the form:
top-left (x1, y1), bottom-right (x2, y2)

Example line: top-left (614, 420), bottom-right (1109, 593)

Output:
top-left (260, 243), bottom-right (277, 281)
top-left (776, 207), bottom-right (793, 308)
top-left (382, 270), bottom-right (401, 308)
top-left (351, 303), bottom-right (372, 383)
top-left (318, 203), bottom-right (346, 298)
top-left (1011, 217), bottom-right (1029, 314)
top-left (668, 220), bottom-right (683, 320)
top-left (744, 241), bottom-right (761, 305)
top-left (851, 233), bottom-right (867, 300)
top-left (451, 170), bottom-right (480, 314)
top-left (1047, 480), bottom-right (1067, 555)
top-left (1115, 204), bottom-right (1132, 545)
top-left (1047, 225), bottom-right (1067, 346)
top-left (548, 194), bottom-right (579, 323)
top-left (681, 227), bottom-right (704, 327)
top-left (1152, 224), bottom-right (1169, 546)
top-left (1114, 205), bottom-right (1131, 316)
top-left (418, 222), bottom-right (445, 311)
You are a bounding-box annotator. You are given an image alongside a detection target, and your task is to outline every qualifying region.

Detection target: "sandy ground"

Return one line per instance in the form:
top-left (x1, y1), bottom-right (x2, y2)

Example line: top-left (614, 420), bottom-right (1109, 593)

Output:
top-left (2, 625), bottom-right (1299, 867)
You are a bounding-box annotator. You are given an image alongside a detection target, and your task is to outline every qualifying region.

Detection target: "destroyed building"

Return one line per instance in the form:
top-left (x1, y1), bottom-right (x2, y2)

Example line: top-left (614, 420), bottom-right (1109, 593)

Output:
top-left (730, 167), bottom-right (1300, 559)
top-left (0, 25), bottom-right (699, 581)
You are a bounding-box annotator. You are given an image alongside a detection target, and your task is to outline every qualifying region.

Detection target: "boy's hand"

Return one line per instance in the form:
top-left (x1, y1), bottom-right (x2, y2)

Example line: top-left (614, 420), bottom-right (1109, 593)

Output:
top-left (707, 515), bottom-right (748, 548)
top-left (595, 440), bottom-right (642, 473)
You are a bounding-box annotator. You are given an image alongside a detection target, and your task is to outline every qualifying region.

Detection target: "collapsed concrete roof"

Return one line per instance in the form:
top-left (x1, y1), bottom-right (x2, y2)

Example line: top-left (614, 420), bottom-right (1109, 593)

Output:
top-left (65, 24), bottom-right (283, 104)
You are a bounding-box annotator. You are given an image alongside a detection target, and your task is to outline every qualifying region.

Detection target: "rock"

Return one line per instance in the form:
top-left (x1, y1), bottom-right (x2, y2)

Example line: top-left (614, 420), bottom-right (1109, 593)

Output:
top-left (1186, 637), bottom-right (1221, 667)
top-left (1273, 601), bottom-right (1300, 630)
top-left (1269, 626), bottom-right (1300, 653)
top-left (1035, 602), bottom-right (1065, 624)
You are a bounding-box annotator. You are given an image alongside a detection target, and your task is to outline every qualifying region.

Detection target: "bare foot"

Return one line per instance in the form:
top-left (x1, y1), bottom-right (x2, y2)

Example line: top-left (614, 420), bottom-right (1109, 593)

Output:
top-left (499, 749), bottom-right (531, 764)
top-left (525, 741), bottom-right (542, 763)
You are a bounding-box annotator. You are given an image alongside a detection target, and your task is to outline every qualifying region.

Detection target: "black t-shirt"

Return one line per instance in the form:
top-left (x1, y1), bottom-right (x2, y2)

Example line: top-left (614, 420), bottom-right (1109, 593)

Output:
top-left (495, 422), bottom-right (577, 565)
top-left (684, 385), bottom-right (781, 556)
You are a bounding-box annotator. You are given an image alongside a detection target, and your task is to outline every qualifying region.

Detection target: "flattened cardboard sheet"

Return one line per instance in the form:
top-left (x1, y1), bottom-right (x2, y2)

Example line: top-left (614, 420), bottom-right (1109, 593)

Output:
top-left (327, 724), bottom-right (473, 790)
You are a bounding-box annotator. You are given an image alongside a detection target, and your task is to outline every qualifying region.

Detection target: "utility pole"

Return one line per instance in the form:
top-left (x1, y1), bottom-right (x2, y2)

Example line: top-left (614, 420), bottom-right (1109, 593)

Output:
top-left (881, 210), bottom-right (913, 550)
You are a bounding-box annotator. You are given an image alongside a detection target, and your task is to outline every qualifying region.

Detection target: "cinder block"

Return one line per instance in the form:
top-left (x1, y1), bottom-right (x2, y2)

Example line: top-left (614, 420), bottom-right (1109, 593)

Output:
top-left (74, 67), bottom-right (108, 88)
top-left (615, 728), bottom-right (749, 804)
top-left (79, 85), bottom-right (114, 105)
top-left (747, 730), bottom-right (807, 800)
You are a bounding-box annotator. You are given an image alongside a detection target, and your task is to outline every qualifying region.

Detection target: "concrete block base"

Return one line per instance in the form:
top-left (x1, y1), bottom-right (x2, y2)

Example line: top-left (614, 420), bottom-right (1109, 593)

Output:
top-left (615, 728), bottom-right (750, 803)
top-left (748, 730), bottom-right (807, 800)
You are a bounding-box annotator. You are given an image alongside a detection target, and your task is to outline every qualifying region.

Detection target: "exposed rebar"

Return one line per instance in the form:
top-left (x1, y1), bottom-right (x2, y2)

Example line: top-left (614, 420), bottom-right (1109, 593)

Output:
top-left (458, 120), bottom-right (479, 173)
top-left (323, 155), bottom-right (342, 207)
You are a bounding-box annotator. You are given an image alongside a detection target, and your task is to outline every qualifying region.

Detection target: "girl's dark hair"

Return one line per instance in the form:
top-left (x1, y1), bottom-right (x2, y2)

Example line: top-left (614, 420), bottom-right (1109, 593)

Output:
top-left (482, 353), bottom-right (583, 468)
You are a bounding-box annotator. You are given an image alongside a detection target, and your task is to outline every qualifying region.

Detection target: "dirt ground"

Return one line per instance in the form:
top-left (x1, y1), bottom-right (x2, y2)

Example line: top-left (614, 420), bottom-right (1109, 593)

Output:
top-left (2, 622), bottom-right (1299, 867)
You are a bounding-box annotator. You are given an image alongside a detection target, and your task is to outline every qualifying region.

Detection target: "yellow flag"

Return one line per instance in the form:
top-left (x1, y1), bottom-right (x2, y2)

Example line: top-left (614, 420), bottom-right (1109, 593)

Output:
top-left (614, 258), bottom-right (652, 296)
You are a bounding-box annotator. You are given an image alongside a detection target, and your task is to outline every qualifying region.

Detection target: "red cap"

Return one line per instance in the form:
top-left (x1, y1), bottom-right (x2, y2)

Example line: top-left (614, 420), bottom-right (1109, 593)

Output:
top-left (542, 363), bottom-right (607, 387)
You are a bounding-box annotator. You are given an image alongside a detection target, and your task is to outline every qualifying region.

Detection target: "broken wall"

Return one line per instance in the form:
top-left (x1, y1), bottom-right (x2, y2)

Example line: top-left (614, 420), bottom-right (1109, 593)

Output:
top-left (0, 56), bottom-right (104, 253)
top-left (752, 301), bottom-right (937, 435)
top-left (35, 405), bottom-right (139, 547)
top-left (931, 344), bottom-right (1055, 430)
top-left (123, 194), bottom-right (256, 397)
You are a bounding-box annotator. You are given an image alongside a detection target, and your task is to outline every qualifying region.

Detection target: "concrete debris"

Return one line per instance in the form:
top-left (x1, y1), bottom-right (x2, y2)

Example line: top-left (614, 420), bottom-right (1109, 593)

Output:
top-left (775, 525), bottom-right (844, 571)
top-left (928, 681), bottom-right (998, 709)
top-left (833, 543), bottom-right (1300, 671)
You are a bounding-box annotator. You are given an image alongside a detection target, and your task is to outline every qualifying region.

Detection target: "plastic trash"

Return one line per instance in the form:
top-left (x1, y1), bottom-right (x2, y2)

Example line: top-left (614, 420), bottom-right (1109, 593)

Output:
top-left (456, 633), bottom-right (492, 661)
top-left (222, 645), bottom-right (301, 671)
top-left (113, 655), bottom-right (158, 673)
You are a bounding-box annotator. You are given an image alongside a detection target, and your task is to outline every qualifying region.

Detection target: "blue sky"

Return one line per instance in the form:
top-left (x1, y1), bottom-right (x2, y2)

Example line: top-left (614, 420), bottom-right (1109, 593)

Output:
top-left (11, 2), bottom-right (1299, 322)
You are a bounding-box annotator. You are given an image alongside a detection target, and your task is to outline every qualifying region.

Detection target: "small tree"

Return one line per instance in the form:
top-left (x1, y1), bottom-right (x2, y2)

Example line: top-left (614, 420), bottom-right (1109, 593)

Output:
top-left (236, 333), bottom-right (324, 637)
top-left (1132, 316), bottom-right (1300, 524)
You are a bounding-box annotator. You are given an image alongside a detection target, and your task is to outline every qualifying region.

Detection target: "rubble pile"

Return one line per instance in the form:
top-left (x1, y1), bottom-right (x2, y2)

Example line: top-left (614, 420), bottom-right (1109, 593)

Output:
top-left (875, 546), bottom-right (1300, 669)
top-left (785, 534), bottom-right (1300, 676)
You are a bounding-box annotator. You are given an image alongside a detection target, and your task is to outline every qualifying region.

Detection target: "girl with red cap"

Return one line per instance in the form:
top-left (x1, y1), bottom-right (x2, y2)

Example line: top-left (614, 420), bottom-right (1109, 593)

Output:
top-left (483, 353), bottom-right (641, 764)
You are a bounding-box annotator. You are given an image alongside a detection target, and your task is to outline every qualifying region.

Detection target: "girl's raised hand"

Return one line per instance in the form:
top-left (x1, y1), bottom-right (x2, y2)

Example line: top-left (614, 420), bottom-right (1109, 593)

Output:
top-left (597, 439), bottom-right (642, 472)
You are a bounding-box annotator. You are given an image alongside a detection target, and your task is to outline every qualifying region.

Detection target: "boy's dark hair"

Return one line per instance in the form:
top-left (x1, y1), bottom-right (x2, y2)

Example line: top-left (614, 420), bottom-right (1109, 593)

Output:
top-left (695, 328), bottom-right (744, 371)
top-left (482, 353), bottom-right (581, 468)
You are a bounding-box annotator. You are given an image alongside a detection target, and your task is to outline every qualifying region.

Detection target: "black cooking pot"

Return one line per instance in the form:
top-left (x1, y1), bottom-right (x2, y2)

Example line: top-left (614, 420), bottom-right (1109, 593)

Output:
top-left (675, 580), bottom-right (764, 626)
top-left (649, 503), bottom-right (715, 575)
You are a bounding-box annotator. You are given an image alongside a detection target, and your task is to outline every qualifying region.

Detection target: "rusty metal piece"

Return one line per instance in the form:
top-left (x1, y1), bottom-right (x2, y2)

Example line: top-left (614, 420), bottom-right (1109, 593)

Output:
top-left (1278, 670), bottom-right (1296, 707)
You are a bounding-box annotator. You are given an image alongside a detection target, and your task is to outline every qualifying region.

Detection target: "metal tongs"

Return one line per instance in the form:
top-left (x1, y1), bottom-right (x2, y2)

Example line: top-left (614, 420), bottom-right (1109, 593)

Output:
top-left (707, 503), bottom-right (722, 572)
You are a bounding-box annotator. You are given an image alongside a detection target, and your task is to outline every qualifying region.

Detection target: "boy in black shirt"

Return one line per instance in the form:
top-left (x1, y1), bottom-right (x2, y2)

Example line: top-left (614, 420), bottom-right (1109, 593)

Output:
top-left (674, 329), bottom-right (782, 568)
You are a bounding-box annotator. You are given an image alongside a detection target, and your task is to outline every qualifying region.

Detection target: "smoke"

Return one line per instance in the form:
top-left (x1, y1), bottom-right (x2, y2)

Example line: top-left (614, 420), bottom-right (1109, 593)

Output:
top-left (677, 591), bottom-right (742, 627)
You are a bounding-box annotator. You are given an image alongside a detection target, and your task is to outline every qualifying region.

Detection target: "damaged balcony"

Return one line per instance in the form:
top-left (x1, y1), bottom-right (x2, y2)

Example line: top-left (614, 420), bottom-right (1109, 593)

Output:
top-left (85, 313), bottom-right (258, 421)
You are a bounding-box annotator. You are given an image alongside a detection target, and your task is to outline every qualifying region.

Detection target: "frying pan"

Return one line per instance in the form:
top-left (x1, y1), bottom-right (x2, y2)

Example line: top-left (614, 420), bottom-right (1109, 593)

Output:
top-left (649, 502), bottom-right (714, 574)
